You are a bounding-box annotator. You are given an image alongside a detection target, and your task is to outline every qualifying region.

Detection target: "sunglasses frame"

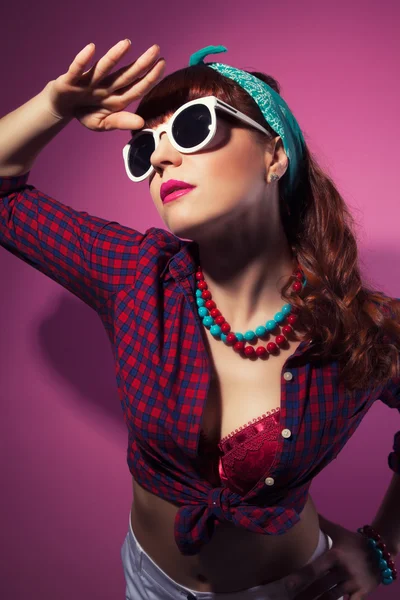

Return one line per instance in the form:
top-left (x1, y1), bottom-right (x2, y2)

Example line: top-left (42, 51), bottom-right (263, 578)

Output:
top-left (122, 95), bottom-right (271, 182)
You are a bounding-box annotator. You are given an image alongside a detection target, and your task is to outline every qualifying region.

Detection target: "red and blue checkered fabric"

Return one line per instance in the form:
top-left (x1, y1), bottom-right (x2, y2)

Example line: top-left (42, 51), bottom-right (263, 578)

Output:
top-left (1, 171), bottom-right (399, 556)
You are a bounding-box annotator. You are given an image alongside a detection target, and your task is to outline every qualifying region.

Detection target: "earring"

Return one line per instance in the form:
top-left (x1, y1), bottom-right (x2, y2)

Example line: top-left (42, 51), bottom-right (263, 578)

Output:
top-left (269, 173), bottom-right (280, 183)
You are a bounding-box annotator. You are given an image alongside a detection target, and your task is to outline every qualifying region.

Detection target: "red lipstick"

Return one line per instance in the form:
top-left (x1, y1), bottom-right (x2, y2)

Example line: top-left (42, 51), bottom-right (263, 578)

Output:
top-left (163, 188), bottom-right (195, 204)
top-left (160, 179), bottom-right (196, 203)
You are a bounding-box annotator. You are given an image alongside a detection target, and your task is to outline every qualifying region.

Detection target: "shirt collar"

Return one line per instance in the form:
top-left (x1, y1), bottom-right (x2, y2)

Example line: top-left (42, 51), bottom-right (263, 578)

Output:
top-left (161, 238), bottom-right (199, 282)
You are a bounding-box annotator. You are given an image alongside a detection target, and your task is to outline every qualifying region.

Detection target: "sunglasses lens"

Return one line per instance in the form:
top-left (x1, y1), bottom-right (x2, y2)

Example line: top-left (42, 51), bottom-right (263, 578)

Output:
top-left (128, 133), bottom-right (155, 178)
top-left (172, 104), bottom-right (212, 148)
top-left (126, 104), bottom-right (213, 179)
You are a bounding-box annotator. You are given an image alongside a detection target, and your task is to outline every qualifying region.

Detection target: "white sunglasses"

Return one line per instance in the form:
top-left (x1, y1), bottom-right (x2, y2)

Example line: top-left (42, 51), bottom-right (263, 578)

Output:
top-left (122, 95), bottom-right (270, 182)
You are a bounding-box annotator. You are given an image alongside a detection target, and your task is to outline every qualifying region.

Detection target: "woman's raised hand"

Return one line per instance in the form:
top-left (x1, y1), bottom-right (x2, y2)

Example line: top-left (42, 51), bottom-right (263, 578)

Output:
top-left (44, 40), bottom-right (165, 132)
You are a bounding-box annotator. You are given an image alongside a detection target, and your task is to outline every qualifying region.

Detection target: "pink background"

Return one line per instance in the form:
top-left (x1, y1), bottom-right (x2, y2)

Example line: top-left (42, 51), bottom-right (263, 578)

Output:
top-left (1, 0), bottom-right (399, 598)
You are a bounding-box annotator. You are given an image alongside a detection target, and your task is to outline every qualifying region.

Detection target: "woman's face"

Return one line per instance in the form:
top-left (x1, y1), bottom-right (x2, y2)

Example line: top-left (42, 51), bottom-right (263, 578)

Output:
top-left (148, 109), bottom-right (286, 242)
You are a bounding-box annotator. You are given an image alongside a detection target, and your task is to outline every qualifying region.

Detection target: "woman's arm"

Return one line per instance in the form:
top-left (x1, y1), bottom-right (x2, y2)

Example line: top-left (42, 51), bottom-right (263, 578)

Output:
top-left (370, 471), bottom-right (400, 557)
top-left (0, 82), bottom-right (72, 176)
top-left (318, 472), bottom-right (400, 558)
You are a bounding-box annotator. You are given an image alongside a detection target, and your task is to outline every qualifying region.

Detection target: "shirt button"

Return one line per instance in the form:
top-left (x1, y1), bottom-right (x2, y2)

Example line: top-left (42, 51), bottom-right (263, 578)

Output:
top-left (264, 477), bottom-right (275, 486)
top-left (281, 428), bottom-right (292, 438)
top-left (283, 371), bottom-right (293, 381)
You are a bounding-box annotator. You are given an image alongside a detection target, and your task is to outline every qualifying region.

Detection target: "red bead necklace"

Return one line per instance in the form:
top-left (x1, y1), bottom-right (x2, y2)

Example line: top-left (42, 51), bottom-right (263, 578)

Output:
top-left (195, 264), bottom-right (307, 359)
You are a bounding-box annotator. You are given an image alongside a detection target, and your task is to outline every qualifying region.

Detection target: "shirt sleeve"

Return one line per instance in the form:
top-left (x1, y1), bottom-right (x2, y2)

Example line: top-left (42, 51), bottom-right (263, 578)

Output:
top-left (0, 171), bottom-right (148, 313)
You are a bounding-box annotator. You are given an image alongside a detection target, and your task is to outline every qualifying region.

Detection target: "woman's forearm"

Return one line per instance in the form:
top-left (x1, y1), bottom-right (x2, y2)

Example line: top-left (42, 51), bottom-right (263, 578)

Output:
top-left (0, 81), bottom-right (72, 177)
top-left (370, 471), bottom-right (400, 557)
top-left (318, 472), bottom-right (400, 558)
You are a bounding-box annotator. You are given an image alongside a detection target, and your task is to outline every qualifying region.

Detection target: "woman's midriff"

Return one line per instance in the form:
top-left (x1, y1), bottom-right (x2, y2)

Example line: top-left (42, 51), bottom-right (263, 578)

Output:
top-left (130, 477), bottom-right (321, 594)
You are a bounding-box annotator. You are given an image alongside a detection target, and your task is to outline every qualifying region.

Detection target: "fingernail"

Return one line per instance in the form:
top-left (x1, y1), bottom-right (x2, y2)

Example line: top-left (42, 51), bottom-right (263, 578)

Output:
top-left (125, 39), bottom-right (131, 44)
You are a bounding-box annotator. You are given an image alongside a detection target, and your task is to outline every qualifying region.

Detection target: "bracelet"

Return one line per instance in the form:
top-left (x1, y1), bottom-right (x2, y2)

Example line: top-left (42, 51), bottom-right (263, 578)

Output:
top-left (357, 525), bottom-right (397, 586)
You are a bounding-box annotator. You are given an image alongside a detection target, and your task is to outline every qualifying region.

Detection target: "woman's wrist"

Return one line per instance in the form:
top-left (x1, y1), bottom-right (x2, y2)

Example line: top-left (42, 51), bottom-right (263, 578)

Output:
top-left (370, 521), bottom-right (399, 559)
top-left (358, 525), bottom-right (398, 584)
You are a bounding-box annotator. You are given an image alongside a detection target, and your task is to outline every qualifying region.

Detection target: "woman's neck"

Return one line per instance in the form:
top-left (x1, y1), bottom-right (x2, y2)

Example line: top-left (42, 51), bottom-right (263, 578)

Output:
top-left (197, 234), bottom-right (296, 332)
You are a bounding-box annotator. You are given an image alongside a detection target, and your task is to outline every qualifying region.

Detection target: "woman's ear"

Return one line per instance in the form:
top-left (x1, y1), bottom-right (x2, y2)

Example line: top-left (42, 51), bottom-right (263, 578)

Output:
top-left (266, 135), bottom-right (289, 180)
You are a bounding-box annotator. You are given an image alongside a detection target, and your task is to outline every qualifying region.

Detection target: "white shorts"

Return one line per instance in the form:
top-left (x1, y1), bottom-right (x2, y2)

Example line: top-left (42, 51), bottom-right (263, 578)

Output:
top-left (121, 510), bottom-right (342, 600)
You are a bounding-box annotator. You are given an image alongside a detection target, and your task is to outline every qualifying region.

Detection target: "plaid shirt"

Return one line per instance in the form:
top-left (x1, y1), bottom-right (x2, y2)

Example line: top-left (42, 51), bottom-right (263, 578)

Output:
top-left (1, 172), bottom-right (400, 556)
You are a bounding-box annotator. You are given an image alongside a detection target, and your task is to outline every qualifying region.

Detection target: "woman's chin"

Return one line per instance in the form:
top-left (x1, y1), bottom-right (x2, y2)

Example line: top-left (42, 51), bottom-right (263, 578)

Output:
top-left (164, 218), bottom-right (205, 241)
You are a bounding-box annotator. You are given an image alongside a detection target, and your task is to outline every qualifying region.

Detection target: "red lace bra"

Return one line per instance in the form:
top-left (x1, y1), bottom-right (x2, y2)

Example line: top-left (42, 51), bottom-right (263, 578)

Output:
top-left (197, 407), bottom-right (280, 496)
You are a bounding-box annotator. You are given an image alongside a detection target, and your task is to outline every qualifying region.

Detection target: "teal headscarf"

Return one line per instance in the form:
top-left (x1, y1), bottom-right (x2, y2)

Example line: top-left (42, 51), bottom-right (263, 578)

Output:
top-left (189, 45), bottom-right (306, 198)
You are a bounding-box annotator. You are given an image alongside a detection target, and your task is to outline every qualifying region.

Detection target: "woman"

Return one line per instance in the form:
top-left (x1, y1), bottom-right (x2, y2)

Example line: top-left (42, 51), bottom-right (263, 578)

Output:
top-left (0, 39), bottom-right (399, 600)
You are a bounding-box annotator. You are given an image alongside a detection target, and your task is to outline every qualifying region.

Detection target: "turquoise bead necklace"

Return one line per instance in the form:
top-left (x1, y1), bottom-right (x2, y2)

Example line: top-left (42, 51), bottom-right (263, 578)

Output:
top-left (195, 264), bottom-right (307, 359)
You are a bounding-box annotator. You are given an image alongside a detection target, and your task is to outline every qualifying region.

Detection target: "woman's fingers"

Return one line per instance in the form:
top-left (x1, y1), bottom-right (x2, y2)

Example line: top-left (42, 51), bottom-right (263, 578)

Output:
top-left (63, 40), bottom-right (163, 100)
top-left (52, 40), bottom-right (166, 131)
top-left (66, 43), bottom-right (97, 85)
top-left (103, 44), bottom-right (161, 93)
top-left (102, 111), bottom-right (146, 131)
top-left (100, 58), bottom-right (166, 110)
top-left (89, 39), bottom-right (133, 86)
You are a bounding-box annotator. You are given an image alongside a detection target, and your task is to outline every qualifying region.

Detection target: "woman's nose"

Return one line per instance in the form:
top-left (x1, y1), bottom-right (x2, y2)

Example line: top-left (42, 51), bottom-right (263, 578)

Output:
top-left (150, 131), bottom-right (182, 170)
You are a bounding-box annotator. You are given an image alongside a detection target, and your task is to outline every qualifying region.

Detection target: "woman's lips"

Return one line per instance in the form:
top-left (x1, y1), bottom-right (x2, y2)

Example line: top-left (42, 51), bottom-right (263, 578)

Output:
top-left (162, 187), bottom-right (195, 204)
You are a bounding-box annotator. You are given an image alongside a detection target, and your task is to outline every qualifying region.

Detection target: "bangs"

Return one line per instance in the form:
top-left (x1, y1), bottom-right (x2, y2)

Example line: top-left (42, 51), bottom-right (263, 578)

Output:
top-left (133, 64), bottom-right (271, 134)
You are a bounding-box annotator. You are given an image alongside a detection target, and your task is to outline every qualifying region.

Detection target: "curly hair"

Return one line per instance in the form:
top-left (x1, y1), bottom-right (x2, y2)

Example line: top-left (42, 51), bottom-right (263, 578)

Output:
top-left (134, 64), bottom-right (400, 393)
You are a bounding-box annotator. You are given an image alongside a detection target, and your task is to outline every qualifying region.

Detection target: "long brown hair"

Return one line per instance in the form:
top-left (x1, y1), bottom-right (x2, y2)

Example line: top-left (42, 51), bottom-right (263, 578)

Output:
top-left (134, 64), bottom-right (400, 393)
